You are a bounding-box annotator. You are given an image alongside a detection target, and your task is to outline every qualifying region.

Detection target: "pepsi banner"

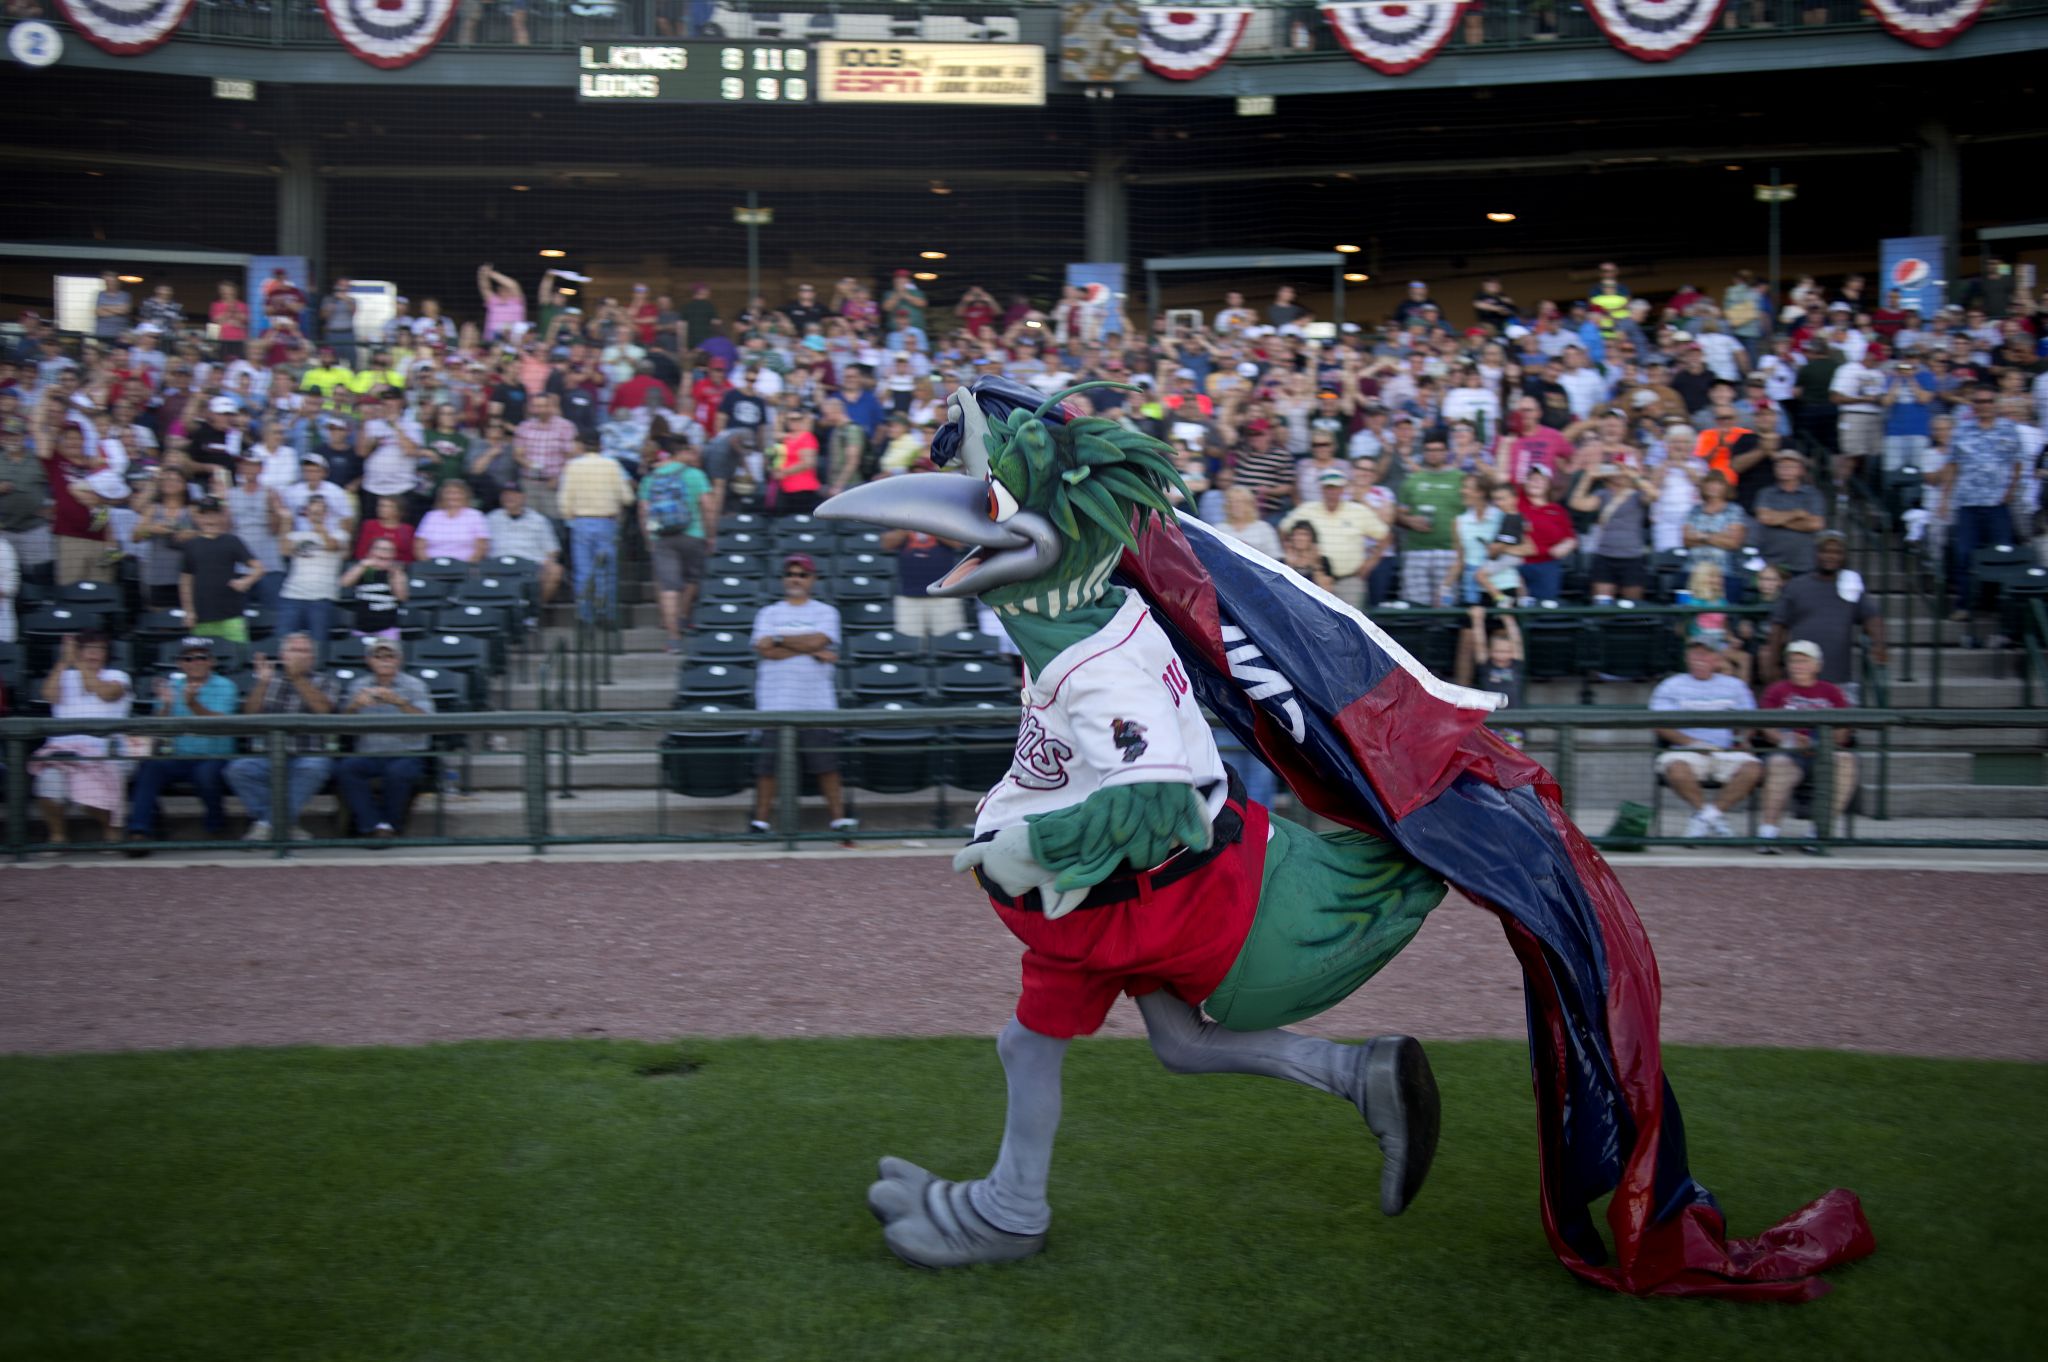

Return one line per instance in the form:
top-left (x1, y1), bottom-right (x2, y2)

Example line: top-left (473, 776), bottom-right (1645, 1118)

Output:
top-left (1881, 235), bottom-right (1947, 318)
top-left (1117, 509), bottom-right (1877, 1298)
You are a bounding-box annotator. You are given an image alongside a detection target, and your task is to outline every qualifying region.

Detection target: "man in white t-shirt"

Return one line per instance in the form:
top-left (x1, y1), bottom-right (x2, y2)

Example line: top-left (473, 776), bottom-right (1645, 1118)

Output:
top-left (281, 453), bottom-right (358, 532)
top-left (1556, 346), bottom-right (1610, 421)
top-left (748, 552), bottom-right (854, 837)
top-left (1649, 639), bottom-right (1759, 838)
top-left (1829, 345), bottom-right (1888, 489)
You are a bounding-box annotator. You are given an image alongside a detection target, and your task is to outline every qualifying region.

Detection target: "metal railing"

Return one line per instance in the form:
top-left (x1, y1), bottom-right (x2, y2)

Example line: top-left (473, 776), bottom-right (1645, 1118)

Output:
top-left (5, 705), bottom-right (2041, 859)
top-left (160, 0), bottom-right (2048, 54)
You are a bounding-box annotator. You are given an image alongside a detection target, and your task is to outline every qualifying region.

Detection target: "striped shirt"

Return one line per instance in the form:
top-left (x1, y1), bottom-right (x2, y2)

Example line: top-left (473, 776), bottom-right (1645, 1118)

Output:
top-left (751, 599), bottom-right (841, 711)
top-left (486, 508), bottom-right (560, 563)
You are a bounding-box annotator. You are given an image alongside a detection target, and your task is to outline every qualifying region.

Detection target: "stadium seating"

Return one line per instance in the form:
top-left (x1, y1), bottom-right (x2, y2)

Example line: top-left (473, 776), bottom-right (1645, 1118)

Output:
top-left (661, 705), bottom-right (756, 800)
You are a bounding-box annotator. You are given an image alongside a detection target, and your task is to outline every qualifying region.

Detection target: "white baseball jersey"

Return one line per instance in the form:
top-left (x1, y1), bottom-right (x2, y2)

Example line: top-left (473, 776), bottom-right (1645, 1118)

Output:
top-left (975, 592), bottom-right (1230, 837)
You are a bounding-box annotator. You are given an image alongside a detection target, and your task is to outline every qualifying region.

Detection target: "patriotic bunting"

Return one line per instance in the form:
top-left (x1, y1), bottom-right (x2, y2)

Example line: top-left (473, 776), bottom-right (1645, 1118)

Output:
top-left (54, 0), bottom-right (193, 55)
top-left (1584, 0), bottom-right (1727, 61)
top-left (1137, 6), bottom-right (1255, 80)
top-left (1867, 0), bottom-right (1987, 48)
top-left (1321, 1), bottom-right (1466, 76)
top-left (320, 0), bottom-right (457, 69)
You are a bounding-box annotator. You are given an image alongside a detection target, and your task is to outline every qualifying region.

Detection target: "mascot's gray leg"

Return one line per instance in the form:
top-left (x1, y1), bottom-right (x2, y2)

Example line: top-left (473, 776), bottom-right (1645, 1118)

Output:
top-left (1136, 990), bottom-right (1439, 1216)
top-left (867, 1016), bottom-right (1063, 1268)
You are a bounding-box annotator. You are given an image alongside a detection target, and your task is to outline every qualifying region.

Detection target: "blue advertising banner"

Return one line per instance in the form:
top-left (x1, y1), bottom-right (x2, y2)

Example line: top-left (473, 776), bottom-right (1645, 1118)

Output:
top-left (1879, 235), bottom-right (1945, 317)
top-left (1063, 262), bottom-right (1127, 341)
top-left (247, 255), bottom-right (308, 336)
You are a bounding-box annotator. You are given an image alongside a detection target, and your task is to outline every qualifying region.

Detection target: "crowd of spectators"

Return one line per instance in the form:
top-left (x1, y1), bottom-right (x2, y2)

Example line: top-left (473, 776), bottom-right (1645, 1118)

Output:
top-left (2, 256), bottom-right (2043, 848)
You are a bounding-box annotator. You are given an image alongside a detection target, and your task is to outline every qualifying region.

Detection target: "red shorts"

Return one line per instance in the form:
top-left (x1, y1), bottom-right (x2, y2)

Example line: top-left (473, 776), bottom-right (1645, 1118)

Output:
top-left (991, 801), bottom-right (1270, 1039)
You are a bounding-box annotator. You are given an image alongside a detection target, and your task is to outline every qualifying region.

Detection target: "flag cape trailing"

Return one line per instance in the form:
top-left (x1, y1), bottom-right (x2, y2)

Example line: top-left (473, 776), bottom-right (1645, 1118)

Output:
top-left (1118, 510), bottom-right (1875, 1299)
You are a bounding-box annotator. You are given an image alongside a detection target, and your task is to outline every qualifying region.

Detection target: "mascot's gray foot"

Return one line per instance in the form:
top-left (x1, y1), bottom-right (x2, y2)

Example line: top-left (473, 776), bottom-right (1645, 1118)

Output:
top-left (866, 1158), bottom-right (1047, 1269)
top-left (1353, 1036), bottom-right (1441, 1217)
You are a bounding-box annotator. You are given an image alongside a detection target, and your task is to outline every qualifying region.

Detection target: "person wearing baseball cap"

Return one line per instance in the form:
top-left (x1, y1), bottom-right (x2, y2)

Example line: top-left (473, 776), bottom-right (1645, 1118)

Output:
top-left (337, 635), bottom-right (435, 842)
top-left (1755, 639), bottom-right (1858, 851)
top-left (283, 449), bottom-right (357, 531)
top-left (748, 552), bottom-right (857, 839)
top-left (191, 394), bottom-right (247, 475)
top-left (1753, 447), bottom-right (1828, 574)
top-left (121, 635), bottom-right (241, 855)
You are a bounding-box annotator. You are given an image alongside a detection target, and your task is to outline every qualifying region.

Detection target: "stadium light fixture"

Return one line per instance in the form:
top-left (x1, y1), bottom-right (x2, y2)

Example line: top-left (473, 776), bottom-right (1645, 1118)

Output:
top-left (510, 184), bottom-right (531, 192)
top-left (1343, 273), bottom-right (1369, 283)
top-left (539, 249), bottom-right (566, 258)
top-left (559, 288), bottom-right (578, 296)
top-left (1334, 243), bottom-right (1361, 254)
top-left (920, 250), bottom-right (948, 260)
top-left (914, 272), bottom-right (939, 282)
top-left (929, 181), bottom-right (952, 196)
top-left (117, 275), bottom-right (143, 284)
top-left (1486, 212), bottom-right (1517, 223)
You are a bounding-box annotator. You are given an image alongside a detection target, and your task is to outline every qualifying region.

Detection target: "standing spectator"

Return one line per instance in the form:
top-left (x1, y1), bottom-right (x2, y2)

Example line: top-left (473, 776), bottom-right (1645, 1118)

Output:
top-left (748, 553), bottom-right (856, 837)
top-left (557, 436), bottom-right (635, 621)
top-left (340, 537), bottom-right (410, 638)
top-left (1230, 420), bottom-right (1295, 521)
top-left (1568, 459), bottom-right (1654, 602)
top-left (639, 439), bottom-right (712, 652)
top-left (0, 429), bottom-right (48, 576)
top-left (0, 532), bottom-right (14, 647)
top-left (31, 631), bottom-right (133, 848)
top-left (1828, 342), bottom-right (1887, 491)
top-left (679, 283), bottom-right (720, 351)
top-left (1790, 340), bottom-right (1841, 456)
top-left (1755, 640), bottom-right (1857, 852)
top-left (485, 483), bottom-right (563, 609)
top-left (1214, 485), bottom-right (1282, 560)
top-left (1396, 432), bottom-right (1464, 605)
top-left (476, 263), bottom-right (527, 343)
top-left (1764, 531), bottom-right (1885, 694)
top-left (42, 425), bottom-right (114, 586)
top-left (226, 632), bottom-right (338, 843)
top-left (768, 409), bottom-right (823, 515)
top-left (1280, 468), bottom-right (1381, 610)
top-left (1650, 640), bottom-right (1761, 839)
top-left (179, 498), bottom-right (266, 644)
top-left (225, 451), bottom-right (287, 615)
top-left (336, 638), bottom-right (435, 842)
top-left (353, 495), bottom-right (416, 563)
top-left (1682, 471), bottom-right (1751, 585)
top-left (699, 425), bottom-right (755, 531)
top-left (415, 481), bottom-right (490, 564)
top-left (882, 526), bottom-right (967, 638)
top-left (514, 391), bottom-right (579, 521)
top-left (1752, 450), bottom-right (1828, 575)
top-left (138, 283), bottom-right (182, 334)
top-left (276, 494), bottom-right (348, 644)
top-left (94, 271), bottom-right (133, 341)
top-left (1932, 383), bottom-right (2023, 622)
top-left (465, 416), bottom-right (519, 512)
top-left (132, 466), bottom-right (199, 608)
top-left (320, 278), bottom-right (358, 366)
top-left (209, 281), bottom-right (249, 358)
top-left (1515, 466), bottom-right (1576, 603)
top-left (1556, 346), bottom-right (1610, 421)
top-left (121, 637), bottom-right (238, 854)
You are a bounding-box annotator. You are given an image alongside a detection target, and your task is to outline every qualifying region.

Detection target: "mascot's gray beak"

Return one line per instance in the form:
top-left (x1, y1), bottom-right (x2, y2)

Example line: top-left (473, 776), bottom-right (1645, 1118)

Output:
top-left (816, 474), bottom-right (1064, 599)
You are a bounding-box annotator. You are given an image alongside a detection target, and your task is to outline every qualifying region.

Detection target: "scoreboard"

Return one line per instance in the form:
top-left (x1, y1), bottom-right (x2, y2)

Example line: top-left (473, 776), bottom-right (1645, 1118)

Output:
top-left (575, 43), bottom-right (812, 103)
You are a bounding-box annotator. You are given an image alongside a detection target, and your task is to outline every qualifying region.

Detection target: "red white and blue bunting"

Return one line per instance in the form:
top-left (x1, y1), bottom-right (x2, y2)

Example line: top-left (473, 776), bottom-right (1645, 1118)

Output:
top-left (320, 0), bottom-right (457, 68)
top-left (1867, 0), bottom-right (1987, 48)
top-left (54, 0), bottom-right (193, 55)
top-left (1137, 6), bottom-right (1255, 80)
top-left (1584, 0), bottom-right (1726, 62)
top-left (1321, 2), bottom-right (1465, 76)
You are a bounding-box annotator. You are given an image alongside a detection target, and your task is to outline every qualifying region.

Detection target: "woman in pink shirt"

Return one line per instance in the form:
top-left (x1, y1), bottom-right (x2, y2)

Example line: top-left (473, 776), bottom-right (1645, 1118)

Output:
top-left (476, 263), bottom-right (527, 342)
top-left (209, 281), bottom-right (249, 357)
top-left (415, 480), bottom-right (490, 562)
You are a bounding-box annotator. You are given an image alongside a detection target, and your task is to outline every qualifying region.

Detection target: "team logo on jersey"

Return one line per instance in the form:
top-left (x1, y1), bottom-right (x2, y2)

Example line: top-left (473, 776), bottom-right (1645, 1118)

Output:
top-left (320, 0), bottom-right (457, 69)
top-left (1112, 718), bottom-right (1149, 763)
top-left (1584, 0), bottom-right (1725, 62)
top-left (55, 0), bottom-right (195, 56)
top-left (1011, 714), bottom-right (1074, 790)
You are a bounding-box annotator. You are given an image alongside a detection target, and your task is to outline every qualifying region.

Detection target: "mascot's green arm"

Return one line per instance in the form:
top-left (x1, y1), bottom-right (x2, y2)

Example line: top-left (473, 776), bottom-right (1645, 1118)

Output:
top-left (1026, 782), bottom-right (1213, 894)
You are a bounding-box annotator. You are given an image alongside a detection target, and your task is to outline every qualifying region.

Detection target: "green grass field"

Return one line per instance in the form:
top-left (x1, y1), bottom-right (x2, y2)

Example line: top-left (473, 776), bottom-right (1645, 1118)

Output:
top-left (2, 1038), bottom-right (2042, 1362)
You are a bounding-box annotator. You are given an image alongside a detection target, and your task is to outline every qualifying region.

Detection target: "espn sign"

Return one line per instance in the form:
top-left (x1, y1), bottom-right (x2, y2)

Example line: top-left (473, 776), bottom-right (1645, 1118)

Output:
top-left (815, 42), bottom-right (1045, 105)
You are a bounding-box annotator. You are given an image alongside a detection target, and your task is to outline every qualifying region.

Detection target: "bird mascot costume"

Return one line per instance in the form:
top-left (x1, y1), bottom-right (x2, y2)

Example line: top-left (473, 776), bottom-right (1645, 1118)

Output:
top-left (817, 378), bottom-right (1875, 1299)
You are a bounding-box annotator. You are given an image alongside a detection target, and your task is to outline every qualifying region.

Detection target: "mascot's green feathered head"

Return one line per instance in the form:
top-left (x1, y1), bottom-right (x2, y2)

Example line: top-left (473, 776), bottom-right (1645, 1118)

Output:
top-left (816, 378), bottom-right (1190, 617)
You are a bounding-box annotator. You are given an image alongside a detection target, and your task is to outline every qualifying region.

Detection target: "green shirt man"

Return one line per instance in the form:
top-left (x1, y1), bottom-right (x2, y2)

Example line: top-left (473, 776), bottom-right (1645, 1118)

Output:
top-left (1399, 465), bottom-right (1465, 553)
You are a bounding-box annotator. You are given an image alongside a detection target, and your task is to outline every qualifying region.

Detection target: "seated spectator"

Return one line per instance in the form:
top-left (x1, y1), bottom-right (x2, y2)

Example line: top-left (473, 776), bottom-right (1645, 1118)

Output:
top-left (277, 494), bottom-right (348, 645)
top-left (1763, 530), bottom-right (1884, 699)
top-left (1215, 485), bottom-right (1281, 560)
top-left (1680, 559), bottom-right (1749, 684)
top-left (1568, 458), bottom-right (1654, 602)
top-left (749, 554), bottom-right (856, 838)
top-left (225, 632), bottom-right (339, 843)
top-left (30, 630), bottom-right (132, 848)
top-left (1279, 521), bottom-right (1335, 593)
top-left (415, 479), bottom-right (490, 563)
top-left (336, 637), bottom-right (435, 842)
top-left (1756, 639), bottom-right (1857, 853)
top-left (1752, 450), bottom-right (1827, 575)
top-left (354, 495), bottom-right (416, 562)
top-left (340, 536), bottom-right (410, 638)
top-left (179, 497), bottom-right (266, 644)
top-left (485, 483), bottom-right (563, 609)
top-left (639, 441), bottom-right (713, 653)
top-left (1650, 639), bottom-right (1761, 839)
top-left (122, 637), bottom-right (239, 854)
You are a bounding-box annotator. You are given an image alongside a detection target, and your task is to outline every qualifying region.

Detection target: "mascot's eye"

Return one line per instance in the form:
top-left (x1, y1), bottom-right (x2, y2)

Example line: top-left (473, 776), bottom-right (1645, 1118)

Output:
top-left (987, 476), bottom-right (1020, 523)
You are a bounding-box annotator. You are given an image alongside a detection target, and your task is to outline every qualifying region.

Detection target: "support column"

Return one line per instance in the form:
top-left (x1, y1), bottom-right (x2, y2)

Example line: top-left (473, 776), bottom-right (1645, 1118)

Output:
top-left (277, 141), bottom-right (325, 278)
top-left (1085, 148), bottom-right (1129, 269)
top-left (1913, 119), bottom-right (1960, 294)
